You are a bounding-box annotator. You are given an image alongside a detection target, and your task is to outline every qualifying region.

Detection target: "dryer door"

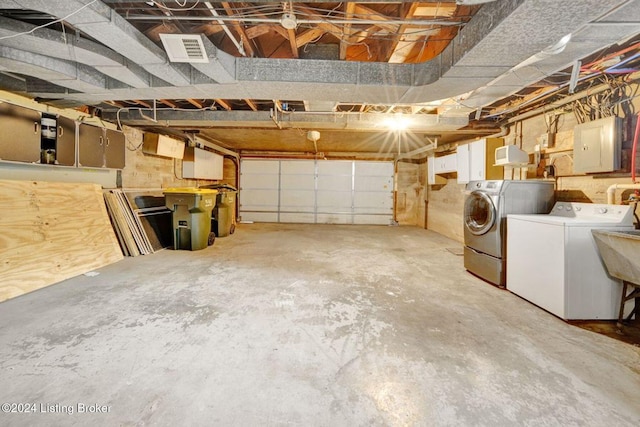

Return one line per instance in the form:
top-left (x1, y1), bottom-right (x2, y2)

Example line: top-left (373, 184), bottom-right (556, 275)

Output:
top-left (464, 190), bottom-right (496, 236)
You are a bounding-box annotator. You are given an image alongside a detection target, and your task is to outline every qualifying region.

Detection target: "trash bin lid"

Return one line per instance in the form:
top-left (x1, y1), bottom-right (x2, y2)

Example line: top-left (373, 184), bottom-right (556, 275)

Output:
top-left (163, 187), bottom-right (218, 195)
top-left (200, 184), bottom-right (237, 192)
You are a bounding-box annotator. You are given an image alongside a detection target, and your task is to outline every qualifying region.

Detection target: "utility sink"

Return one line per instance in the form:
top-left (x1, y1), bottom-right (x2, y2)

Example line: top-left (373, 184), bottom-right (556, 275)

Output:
top-left (592, 229), bottom-right (640, 284)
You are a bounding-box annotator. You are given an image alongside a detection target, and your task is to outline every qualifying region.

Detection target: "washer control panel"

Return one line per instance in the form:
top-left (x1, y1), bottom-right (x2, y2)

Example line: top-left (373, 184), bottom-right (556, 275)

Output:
top-left (550, 202), bottom-right (632, 223)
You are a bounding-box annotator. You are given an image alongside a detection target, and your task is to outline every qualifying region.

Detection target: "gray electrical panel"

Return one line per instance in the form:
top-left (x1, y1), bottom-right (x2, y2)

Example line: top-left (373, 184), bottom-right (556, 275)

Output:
top-left (573, 116), bottom-right (621, 173)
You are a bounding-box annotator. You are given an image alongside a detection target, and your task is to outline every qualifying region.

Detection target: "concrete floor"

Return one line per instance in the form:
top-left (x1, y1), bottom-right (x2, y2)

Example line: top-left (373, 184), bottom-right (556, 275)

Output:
top-left (0, 224), bottom-right (639, 426)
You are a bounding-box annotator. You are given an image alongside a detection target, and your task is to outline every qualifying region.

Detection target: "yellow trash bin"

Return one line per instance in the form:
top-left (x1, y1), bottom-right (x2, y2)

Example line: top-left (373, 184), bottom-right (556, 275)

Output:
top-left (164, 187), bottom-right (217, 250)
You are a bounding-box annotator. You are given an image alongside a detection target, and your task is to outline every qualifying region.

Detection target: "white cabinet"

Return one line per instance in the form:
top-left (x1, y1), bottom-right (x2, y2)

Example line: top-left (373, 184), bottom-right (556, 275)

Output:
top-left (428, 154), bottom-right (452, 185)
top-left (457, 144), bottom-right (470, 184)
top-left (456, 138), bottom-right (504, 183)
top-left (433, 153), bottom-right (457, 174)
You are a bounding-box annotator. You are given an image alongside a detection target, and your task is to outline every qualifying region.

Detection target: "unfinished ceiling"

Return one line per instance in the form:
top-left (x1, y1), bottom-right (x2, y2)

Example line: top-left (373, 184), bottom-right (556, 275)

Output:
top-left (0, 0), bottom-right (639, 154)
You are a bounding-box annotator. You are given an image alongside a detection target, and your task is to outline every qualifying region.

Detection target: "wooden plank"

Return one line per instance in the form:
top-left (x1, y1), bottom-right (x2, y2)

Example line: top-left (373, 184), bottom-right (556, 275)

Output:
top-left (340, 2), bottom-right (357, 59)
top-left (121, 190), bottom-right (178, 252)
top-left (288, 28), bottom-right (299, 58)
top-left (104, 194), bottom-right (131, 257)
top-left (0, 180), bottom-right (123, 302)
top-left (113, 190), bottom-right (153, 255)
top-left (104, 191), bottom-right (140, 257)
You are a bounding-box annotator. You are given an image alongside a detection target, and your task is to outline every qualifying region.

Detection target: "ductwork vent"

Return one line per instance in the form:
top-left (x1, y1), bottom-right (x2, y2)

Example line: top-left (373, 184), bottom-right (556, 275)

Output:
top-left (159, 34), bottom-right (209, 63)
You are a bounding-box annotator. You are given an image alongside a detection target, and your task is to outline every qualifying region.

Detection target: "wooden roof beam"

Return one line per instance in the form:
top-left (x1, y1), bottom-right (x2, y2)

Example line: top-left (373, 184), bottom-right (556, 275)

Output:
top-left (215, 99), bottom-right (232, 111)
top-left (159, 99), bottom-right (179, 108)
top-left (221, 2), bottom-right (255, 57)
top-left (296, 28), bottom-right (326, 49)
top-left (352, 4), bottom-right (399, 33)
top-left (386, 3), bottom-right (424, 63)
top-left (134, 100), bottom-right (152, 108)
top-left (186, 99), bottom-right (204, 109)
top-left (245, 99), bottom-right (258, 111)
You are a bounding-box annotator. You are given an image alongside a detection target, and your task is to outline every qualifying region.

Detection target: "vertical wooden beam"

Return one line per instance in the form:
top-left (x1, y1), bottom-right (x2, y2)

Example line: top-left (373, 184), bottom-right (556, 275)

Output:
top-left (287, 29), bottom-right (299, 58)
top-left (340, 2), bottom-right (357, 60)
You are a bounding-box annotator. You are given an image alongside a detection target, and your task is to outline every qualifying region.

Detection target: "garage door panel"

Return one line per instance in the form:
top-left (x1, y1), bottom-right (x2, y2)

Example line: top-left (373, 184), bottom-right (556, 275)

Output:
top-left (317, 191), bottom-right (351, 208)
top-left (241, 174), bottom-right (279, 189)
top-left (317, 175), bottom-right (351, 191)
top-left (280, 212), bottom-right (315, 223)
top-left (354, 176), bottom-right (393, 192)
top-left (242, 160), bottom-right (280, 174)
top-left (241, 212), bottom-right (279, 222)
top-left (281, 174), bottom-right (315, 189)
top-left (281, 160), bottom-right (315, 174)
top-left (240, 189), bottom-right (278, 207)
top-left (355, 161), bottom-right (393, 176)
top-left (317, 213), bottom-right (351, 224)
top-left (281, 190), bottom-right (314, 208)
top-left (318, 161), bottom-right (352, 175)
top-left (240, 159), bottom-right (393, 225)
top-left (354, 214), bottom-right (391, 225)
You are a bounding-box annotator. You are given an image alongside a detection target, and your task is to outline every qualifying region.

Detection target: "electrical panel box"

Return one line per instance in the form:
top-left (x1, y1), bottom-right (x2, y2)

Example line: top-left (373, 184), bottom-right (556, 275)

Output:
top-left (573, 116), bottom-right (622, 173)
top-left (182, 147), bottom-right (223, 180)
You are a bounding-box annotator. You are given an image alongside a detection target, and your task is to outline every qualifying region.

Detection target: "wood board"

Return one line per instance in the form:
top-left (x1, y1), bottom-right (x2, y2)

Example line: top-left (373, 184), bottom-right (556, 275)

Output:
top-left (0, 179), bottom-right (124, 302)
top-left (103, 189), bottom-right (157, 256)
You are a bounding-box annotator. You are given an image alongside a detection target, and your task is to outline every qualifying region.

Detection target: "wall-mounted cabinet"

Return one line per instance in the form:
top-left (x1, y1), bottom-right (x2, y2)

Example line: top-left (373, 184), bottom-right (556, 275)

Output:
top-left (56, 116), bottom-right (77, 166)
top-left (433, 153), bottom-right (457, 174)
top-left (78, 124), bottom-right (125, 169)
top-left (457, 138), bottom-right (504, 184)
top-left (0, 102), bottom-right (41, 163)
top-left (143, 133), bottom-right (185, 159)
top-left (1, 103), bottom-right (124, 170)
top-left (183, 147), bottom-right (223, 180)
top-left (427, 154), bottom-right (452, 185)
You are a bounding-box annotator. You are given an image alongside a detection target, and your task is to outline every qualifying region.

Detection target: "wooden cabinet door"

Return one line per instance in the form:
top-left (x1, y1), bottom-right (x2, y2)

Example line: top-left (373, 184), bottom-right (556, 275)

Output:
top-left (78, 124), bottom-right (105, 167)
top-left (56, 116), bottom-right (76, 166)
top-left (104, 129), bottom-right (125, 169)
top-left (0, 103), bottom-right (41, 162)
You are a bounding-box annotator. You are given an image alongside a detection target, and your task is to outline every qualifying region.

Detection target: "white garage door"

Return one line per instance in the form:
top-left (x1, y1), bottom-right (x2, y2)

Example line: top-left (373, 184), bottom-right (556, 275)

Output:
top-left (240, 159), bottom-right (393, 225)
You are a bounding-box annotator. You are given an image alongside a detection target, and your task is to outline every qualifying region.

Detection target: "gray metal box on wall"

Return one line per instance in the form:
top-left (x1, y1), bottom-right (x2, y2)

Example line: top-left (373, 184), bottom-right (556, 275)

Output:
top-left (573, 117), bottom-right (622, 173)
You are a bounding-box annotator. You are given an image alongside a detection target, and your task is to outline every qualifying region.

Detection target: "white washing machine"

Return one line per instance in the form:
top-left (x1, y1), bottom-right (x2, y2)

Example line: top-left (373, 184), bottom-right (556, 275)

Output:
top-left (507, 202), bottom-right (635, 320)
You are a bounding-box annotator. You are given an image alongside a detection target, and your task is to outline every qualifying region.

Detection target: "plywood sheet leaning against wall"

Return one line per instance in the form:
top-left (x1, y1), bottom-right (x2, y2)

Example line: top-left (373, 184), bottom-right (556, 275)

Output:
top-left (0, 180), bottom-right (124, 302)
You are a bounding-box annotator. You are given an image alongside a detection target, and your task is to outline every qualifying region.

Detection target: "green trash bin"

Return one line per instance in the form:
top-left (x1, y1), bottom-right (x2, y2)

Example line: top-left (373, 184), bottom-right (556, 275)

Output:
top-left (164, 187), bottom-right (217, 250)
top-left (200, 184), bottom-right (237, 238)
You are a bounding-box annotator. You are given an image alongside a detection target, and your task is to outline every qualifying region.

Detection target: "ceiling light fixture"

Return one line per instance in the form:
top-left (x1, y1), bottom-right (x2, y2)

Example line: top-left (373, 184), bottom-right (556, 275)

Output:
top-left (383, 115), bottom-right (411, 131)
top-left (280, 13), bottom-right (298, 30)
top-left (307, 130), bottom-right (321, 142)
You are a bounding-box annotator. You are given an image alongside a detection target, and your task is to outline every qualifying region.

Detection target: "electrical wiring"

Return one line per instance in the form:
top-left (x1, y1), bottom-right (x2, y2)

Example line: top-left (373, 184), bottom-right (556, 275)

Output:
top-left (0, 0), bottom-right (100, 41)
top-left (151, 0), bottom-right (201, 12)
